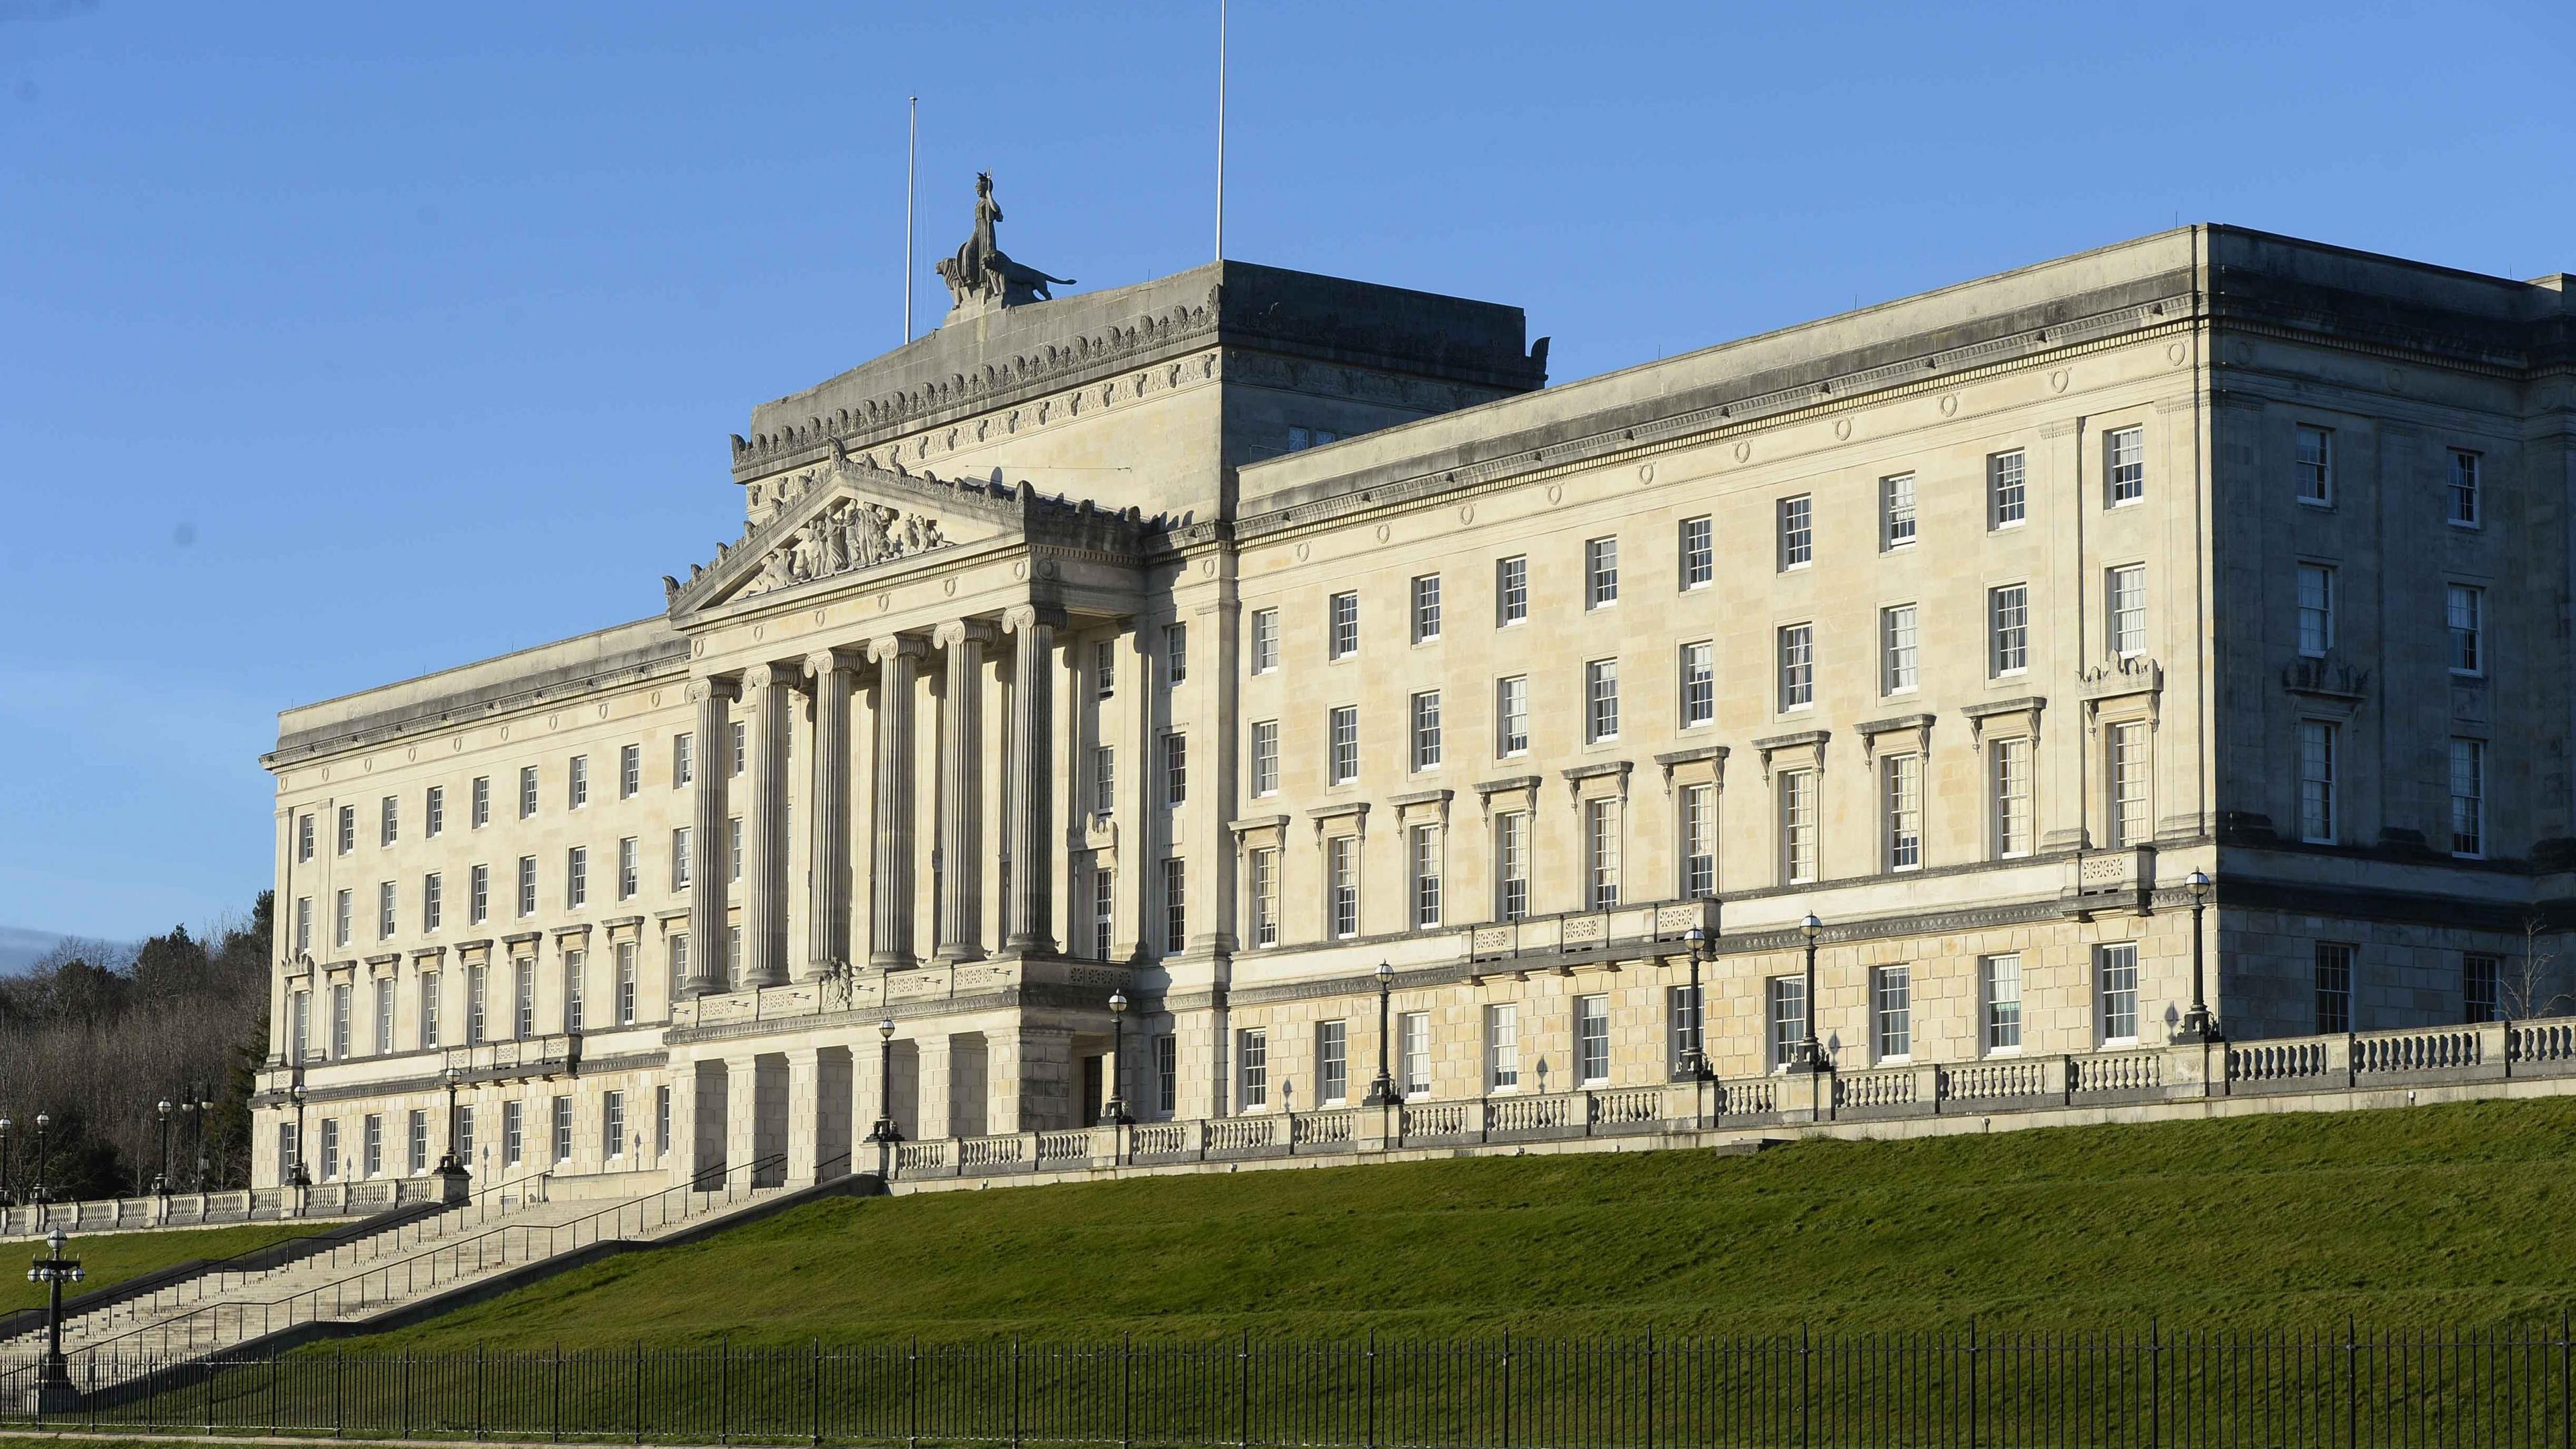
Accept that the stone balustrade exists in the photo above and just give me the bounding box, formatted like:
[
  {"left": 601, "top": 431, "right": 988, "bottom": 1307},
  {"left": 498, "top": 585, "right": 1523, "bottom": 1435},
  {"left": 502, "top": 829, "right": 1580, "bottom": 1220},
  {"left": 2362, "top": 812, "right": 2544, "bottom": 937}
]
[{"left": 0, "top": 1175, "right": 455, "bottom": 1241}]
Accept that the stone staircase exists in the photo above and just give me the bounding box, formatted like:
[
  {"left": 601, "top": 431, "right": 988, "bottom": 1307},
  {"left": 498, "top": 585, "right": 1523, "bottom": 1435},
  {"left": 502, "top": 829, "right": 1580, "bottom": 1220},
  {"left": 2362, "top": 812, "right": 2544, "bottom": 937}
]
[{"left": 7, "top": 1157, "right": 803, "bottom": 1392}]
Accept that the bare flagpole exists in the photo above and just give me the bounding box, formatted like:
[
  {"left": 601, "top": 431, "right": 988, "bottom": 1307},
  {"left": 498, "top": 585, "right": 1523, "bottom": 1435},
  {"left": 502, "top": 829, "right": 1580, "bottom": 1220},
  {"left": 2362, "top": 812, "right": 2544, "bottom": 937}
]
[
  {"left": 904, "top": 96, "right": 918, "bottom": 343},
  {"left": 1214, "top": 0, "right": 1226, "bottom": 263}
]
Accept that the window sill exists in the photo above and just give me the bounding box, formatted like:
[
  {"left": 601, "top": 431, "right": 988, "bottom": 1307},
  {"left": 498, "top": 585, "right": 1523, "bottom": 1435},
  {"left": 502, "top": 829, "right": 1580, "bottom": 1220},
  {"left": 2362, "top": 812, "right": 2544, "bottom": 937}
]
[{"left": 2296, "top": 497, "right": 2334, "bottom": 510}]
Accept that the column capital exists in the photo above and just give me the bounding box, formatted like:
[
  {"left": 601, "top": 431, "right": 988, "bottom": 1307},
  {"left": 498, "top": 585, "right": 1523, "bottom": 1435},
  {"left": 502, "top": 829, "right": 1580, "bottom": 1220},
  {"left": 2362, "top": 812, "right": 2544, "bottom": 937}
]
[
  {"left": 932, "top": 618, "right": 1000, "bottom": 650},
  {"left": 686, "top": 675, "right": 741, "bottom": 704},
  {"left": 802, "top": 645, "right": 869, "bottom": 682},
  {"left": 741, "top": 661, "right": 794, "bottom": 692},
  {"left": 1002, "top": 603, "right": 1069, "bottom": 635},
  {"left": 867, "top": 633, "right": 928, "bottom": 665}
]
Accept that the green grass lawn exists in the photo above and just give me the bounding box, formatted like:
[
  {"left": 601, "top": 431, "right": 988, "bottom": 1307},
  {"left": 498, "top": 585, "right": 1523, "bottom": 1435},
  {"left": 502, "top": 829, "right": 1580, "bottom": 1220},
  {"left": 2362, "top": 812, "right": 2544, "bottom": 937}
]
[
  {"left": 0, "top": 1221, "right": 315, "bottom": 1317},
  {"left": 346, "top": 1095, "right": 2576, "bottom": 1347}
]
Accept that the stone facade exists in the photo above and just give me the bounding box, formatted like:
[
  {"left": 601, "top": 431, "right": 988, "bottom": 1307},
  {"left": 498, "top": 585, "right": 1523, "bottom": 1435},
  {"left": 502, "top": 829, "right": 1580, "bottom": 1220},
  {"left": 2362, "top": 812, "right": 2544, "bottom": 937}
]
[{"left": 253, "top": 228, "right": 2576, "bottom": 1195}]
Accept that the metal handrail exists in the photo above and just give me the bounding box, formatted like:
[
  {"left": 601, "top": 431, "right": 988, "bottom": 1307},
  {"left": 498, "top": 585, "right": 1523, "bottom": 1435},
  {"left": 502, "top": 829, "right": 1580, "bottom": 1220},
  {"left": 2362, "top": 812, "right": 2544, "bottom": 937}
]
[{"left": 69, "top": 1152, "right": 788, "bottom": 1365}]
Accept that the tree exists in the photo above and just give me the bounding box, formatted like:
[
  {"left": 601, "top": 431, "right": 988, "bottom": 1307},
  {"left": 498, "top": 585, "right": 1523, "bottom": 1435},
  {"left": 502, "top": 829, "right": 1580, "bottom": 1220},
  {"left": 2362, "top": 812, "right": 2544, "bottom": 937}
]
[{"left": 2505, "top": 916, "right": 2571, "bottom": 1021}]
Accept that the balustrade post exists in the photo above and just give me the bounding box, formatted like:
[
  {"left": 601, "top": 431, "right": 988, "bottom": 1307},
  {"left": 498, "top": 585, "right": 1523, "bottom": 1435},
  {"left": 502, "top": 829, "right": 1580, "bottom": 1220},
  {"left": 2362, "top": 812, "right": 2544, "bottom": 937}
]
[{"left": 2477, "top": 1018, "right": 2511, "bottom": 1080}]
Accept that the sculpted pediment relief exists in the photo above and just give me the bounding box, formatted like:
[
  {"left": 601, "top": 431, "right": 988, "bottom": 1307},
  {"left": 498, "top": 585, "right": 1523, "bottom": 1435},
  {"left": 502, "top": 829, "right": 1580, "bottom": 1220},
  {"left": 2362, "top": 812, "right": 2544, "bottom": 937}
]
[
  {"left": 665, "top": 447, "right": 1017, "bottom": 617},
  {"left": 739, "top": 495, "right": 952, "bottom": 600}
]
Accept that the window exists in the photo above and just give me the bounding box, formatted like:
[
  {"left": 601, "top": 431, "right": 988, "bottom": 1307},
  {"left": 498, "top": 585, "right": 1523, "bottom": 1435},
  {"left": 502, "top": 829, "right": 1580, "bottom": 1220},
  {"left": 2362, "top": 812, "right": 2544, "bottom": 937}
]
[
  {"left": 517, "top": 856, "right": 538, "bottom": 916},
  {"left": 1250, "top": 608, "right": 1279, "bottom": 673},
  {"left": 407, "top": 1111, "right": 429, "bottom": 1175},
  {"left": 1095, "top": 639, "right": 1116, "bottom": 699},
  {"left": 618, "top": 837, "right": 639, "bottom": 900},
  {"left": 729, "top": 817, "right": 743, "bottom": 882},
  {"left": 672, "top": 826, "right": 694, "bottom": 890},
  {"left": 2447, "top": 585, "right": 2483, "bottom": 676},
  {"left": 425, "top": 786, "right": 444, "bottom": 838},
  {"left": 1496, "top": 556, "right": 1528, "bottom": 625},
  {"left": 421, "top": 972, "right": 441, "bottom": 1050},
  {"left": 1575, "top": 995, "right": 1610, "bottom": 1085},
  {"left": 1166, "top": 623, "right": 1187, "bottom": 685},
  {"left": 1411, "top": 692, "right": 1442, "bottom": 771},
  {"left": 1092, "top": 867, "right": 1116, "bottom": 960},
  {"left": 1486, "top": 1004, "right": 1520, "bottom": 1091},
  {"left": 1780, "top": 769, "right": 1819, "bottom": 885},
  {"left": 1093, "top": 746, "right": 1116, "bottom": 815},
  {"left": 334, "top": 889, "right": 352, "bottom": 947},
  {"left": 1328, "top": 706, "right": 1360, "bottom": 785},
  {"left": 1154, "top": 1034, "right": 1178, "bottom": 1116},
  {"left": 380, "top": 795, "right": 397, "bottom": 847},
  {"left": 1880, "top": 604, "right": 1919, "bottom": 695},
  {"left": 568, "top": 847, "right": 588, "bottom": 908},
  {"left": 1496, "top": 811, "right": 1530, "bottom": 921},
  {"left": 551, "top": 1096, "right": 573, "bottom": 1165},
  {"left": 656, "top": 1087, "right": 672, "bottom": 1157},
  {"left": 2298, "top": 721, "right": 2337, "bottom": 845},
  {"left": 2449, "top": 451, "right": 2481, "bottom": 527},
  {"left": 378, "top": 880, "right": 396, "bottom": 938},
  {"left": 321, "top": 1120, "right": 341, "bottom": 1181},
  {"left": 1680, "top": 642, "right": 1715, "bottom": 729},
  {"left": 1778, "top": 624, "right": 1814, "bottom": 711},
  {"left": 2315, "top": 943, "right": 2354, "bottom": 1034},
  {"left": 1317, "top": 1020, "right": 1349, "bottom": 1103},
  {"left": 563, "top": 951, "right": 585, "bottom": 1032},
  {"left": 569, "top": 755, "right": 589, "bottom": 809},
  {"left": 2450, "top": 739, "right": 2486, "bottom": 858},
  {"left": 1162, "top": 859, "right": 1187, "bottom": 953},
  {"left": 1250, "top": 848, "right": 1279, "bottom": 948},
  {"left": 294, "top": 896, "right": 311, "bottom": 953},
  {"left": 1982, "top": 955, "right": 2023, "bottom": 1052},
  {"left": 604, "top": 1091, "right": 627, "bottom": 1161},
  {"left": 1250, "top": 723, "right": 1279, "bottom": 797},
  {"left": 454, "top": 1106, "right": 474, "bottom": 1167},
  {"left": 1238, "top": 1029, "right": 1269, "bottom": 1110},
  {"left": 2108, "top": 722, "right": 2151, "bottom": 848},
  {"left": 615, "top": 943, "right": 637, "bottom": 1026},
  {"left": 514, "top": 959, "right": 536, "bottom": 1038},
  {"left": 1778, "top": 495, "right": 1813, "bottom": 570},
  {"left": 1989, "top": 450, "right": 2027, "bottom": 528},
  {"left": 337, "top": 806, "right": 355, "bottom": 855},
  {"left": 1680, "top": 516, "right": 1714, "bottom": 589},
  {"left": 673, "top": 734, "right": 694, "bottom": 788},
  {"left": 1768, "top": 976, "right": 1808, "bottom": 1070},
  {"left": 2106, "top": 426, "right": 2145, "bottom": 505},
  {"left": 331, "top": 981, "right": 352, "bottom": 1059},
  {"left": 467, "top": 965, "right": 488, "bottom": 1045},
  {"left": 1668, "top": 984, "right": 1703, "bottom": 1077},
  {"left": 2108, "top": 566, "right": 2146, "bottom": 658},
  {"left": 502, "top": 1100, "right": 524, "bottom": 1168},
  {"left": 298, "top": 813, "right": 315, "bottom": 863},
  {"left": 1286, "top": 425, "right": 1340, "bottom": 451},
  {"left": 1681, "top": 784, "right": 1716, "bottom": 898},
  {"left": 2295, "top": 425, "right": 2334, "bottom": 504},
  {"left": 1992, "top": 738, "right": 2033, "bottom": 859},
  {"left": 473, "top": 775, "right": 491, "bottom": 828},
  {"left": 1990, "top": 585, "right": 2029, "bottom": 676},
  {"left": 1411, "top": 575, "right": 1442, "bottom": 642},
  {"left": 1881, "top": 473, "right": 1917, "bottom": 549},
  {"left": 2297, "top": 565, "right": 2335, "bottom": 658},
  {"left": 1161, "top": 734, "right": 1187, "bottom": 807},
  {"left": 620, "top": 744, "right": 641, "bottom": 798},
  {"left": 730, "top": 720, "right": 745, "bottom": 776},
  {"left": 291, "top": 991, "right": 310, "bottom": 1061},
  {"left": 1328, "top": 836, "right": 1360, "bottom": 939},
  {"left": 519, "top": 765, "right": 539, "bottom": 820},
  {"left": 1329, "top": 591, "right": 1360, "bottom": 659},
  {"left": 423, "top": 872, "right": 443, "bottom": 932},
  {"left": 1586, "top": 659, "right": 1620, "bottom": 742},
  {"left": 667, "top": 936, "right": 688, "bottom": 1002},
  {"left": 2097, "top": 943, "right": 2139, "bottom": 1042},
  {"left": 1497, "top": 677, "right": 1530, "bottom": 756},
  {"left": 1400, "top": 1011, "right": 1430, "bottom": 1097},
  {"left": 1585, "top": 798, "right": 1620, "bottom": 909},
  {"left": 1874, "top": 965, "right": 1913, "bottom": 1060},
  {"left": 1411, "top": 824, "right": 1442, "bottom": 928},
  {"left": 1884, "top": 753, "right": 1923, "bottom": 871},
  {"left": 2464, "top": 955, "right": 2500, "bottom": 1024},
  {"left": 1586, "top": 537, "right": 1620, "bottom": 608}
]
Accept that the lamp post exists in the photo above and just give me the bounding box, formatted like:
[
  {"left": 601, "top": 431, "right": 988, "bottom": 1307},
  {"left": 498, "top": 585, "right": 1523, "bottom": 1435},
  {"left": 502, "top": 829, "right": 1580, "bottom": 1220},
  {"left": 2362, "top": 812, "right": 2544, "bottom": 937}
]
[
  {"left": 1362, "top": 961, "right": 1399, "bottom": 1106},
  {"left": 1679, "top": 926, "right": 1715, "bottom": 1081},
  {"left": 153, "top": 1099, "right": 173, "bottom": 1196},
  {"left": 30, "top": 1113, "right": 50, "bottom": 1205},
  {"left": 0, "top": 1118, "right": 13, "bottom": 1207},
  {"left": 2174, "top": 870, "right": 2222, "bottom": 1042},
  {"left": 1786, "top": 914, "right": 1828, "bottom": 1072},
  {"left": 25, "top": 1227, "right": 83, "bottom": 1413},
  {"left": 286, "top": 1085, "right": 311, "bottom": 1191},
  {"left": 436, "top": 1065, "right": 466, "bottom": 1175},
  {"left": 1104, "top": 991, "right": 1132, "bottom": 1125},
  {"left": 865, "top": 1019, "right": 903, "bottom": 1146}
]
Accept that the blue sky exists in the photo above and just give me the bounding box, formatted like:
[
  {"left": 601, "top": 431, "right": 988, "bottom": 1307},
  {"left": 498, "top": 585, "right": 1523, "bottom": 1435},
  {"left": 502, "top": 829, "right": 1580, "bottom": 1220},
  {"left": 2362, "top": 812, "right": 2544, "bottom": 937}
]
[{"left": 3, "top": 0, "right": 2571, "bottom": 951}]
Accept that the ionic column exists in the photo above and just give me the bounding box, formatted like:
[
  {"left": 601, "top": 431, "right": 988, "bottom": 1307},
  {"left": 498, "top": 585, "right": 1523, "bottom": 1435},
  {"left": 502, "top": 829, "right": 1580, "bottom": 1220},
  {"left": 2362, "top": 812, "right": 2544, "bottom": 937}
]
[
  {"left": 869, "top": 634, "right": 926, "bottom": 969},
  {"left": 740, "top": 663, "right": 792, "bottom": 989},
  {"left": 933, "top": 620, "right": 996, "bottom": 963},
  {"left": 800, "top": 648, "right": 861, "bottom": 979},
  {"left": 685, "top": 676, "right": 737, "bottom": 999},
  {"left": 1002, "top": 606, "right": 1060, "bottom": 955}
]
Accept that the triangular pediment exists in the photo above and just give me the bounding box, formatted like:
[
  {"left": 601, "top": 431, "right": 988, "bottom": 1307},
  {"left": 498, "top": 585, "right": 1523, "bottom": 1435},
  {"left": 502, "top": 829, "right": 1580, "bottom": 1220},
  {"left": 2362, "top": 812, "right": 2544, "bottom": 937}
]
[{"left": 664, "top": 448, "right": 1026, "bottom": 619}]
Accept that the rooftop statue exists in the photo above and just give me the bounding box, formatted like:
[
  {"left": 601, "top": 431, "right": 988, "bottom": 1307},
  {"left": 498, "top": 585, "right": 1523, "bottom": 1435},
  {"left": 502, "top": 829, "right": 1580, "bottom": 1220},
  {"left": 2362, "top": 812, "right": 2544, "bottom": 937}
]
[{"left": 935, "top": 172, "right": 1075, "bottom": 319}]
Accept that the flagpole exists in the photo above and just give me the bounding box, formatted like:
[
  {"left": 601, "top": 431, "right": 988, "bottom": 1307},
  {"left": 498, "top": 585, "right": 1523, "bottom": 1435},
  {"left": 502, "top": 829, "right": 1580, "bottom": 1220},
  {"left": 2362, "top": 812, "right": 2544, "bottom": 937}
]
[
  {"left": 1214, "top": 0, "right": 1226, "bottom": 264},
  {"left": 904, "top": 96, "right": 918, "bottom": 343}
]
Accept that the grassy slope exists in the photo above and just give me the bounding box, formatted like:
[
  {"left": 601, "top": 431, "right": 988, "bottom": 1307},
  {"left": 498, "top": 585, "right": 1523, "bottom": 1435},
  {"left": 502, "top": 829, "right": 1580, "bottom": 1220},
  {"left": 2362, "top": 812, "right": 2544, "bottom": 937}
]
[
  {"left": 358, "top": 1096, "right": 2576, "bottom": 1348},
  {"left": 0, "top": 1221, "right": 315, "bottom": 1316}
]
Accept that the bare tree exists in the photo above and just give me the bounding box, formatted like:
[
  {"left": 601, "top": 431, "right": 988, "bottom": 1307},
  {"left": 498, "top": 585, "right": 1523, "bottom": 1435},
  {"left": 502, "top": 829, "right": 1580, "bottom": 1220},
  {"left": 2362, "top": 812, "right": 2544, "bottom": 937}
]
[{"left": 2504, "top": 915, "right": 2573, "bottom": 1021}]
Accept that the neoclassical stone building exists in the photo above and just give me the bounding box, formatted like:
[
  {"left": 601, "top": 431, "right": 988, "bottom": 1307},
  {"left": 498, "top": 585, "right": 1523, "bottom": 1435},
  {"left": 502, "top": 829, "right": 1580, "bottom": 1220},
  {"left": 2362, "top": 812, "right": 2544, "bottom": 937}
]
[{"left": 253, "top": 218, "right": 2575, "bottom": 1193}]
